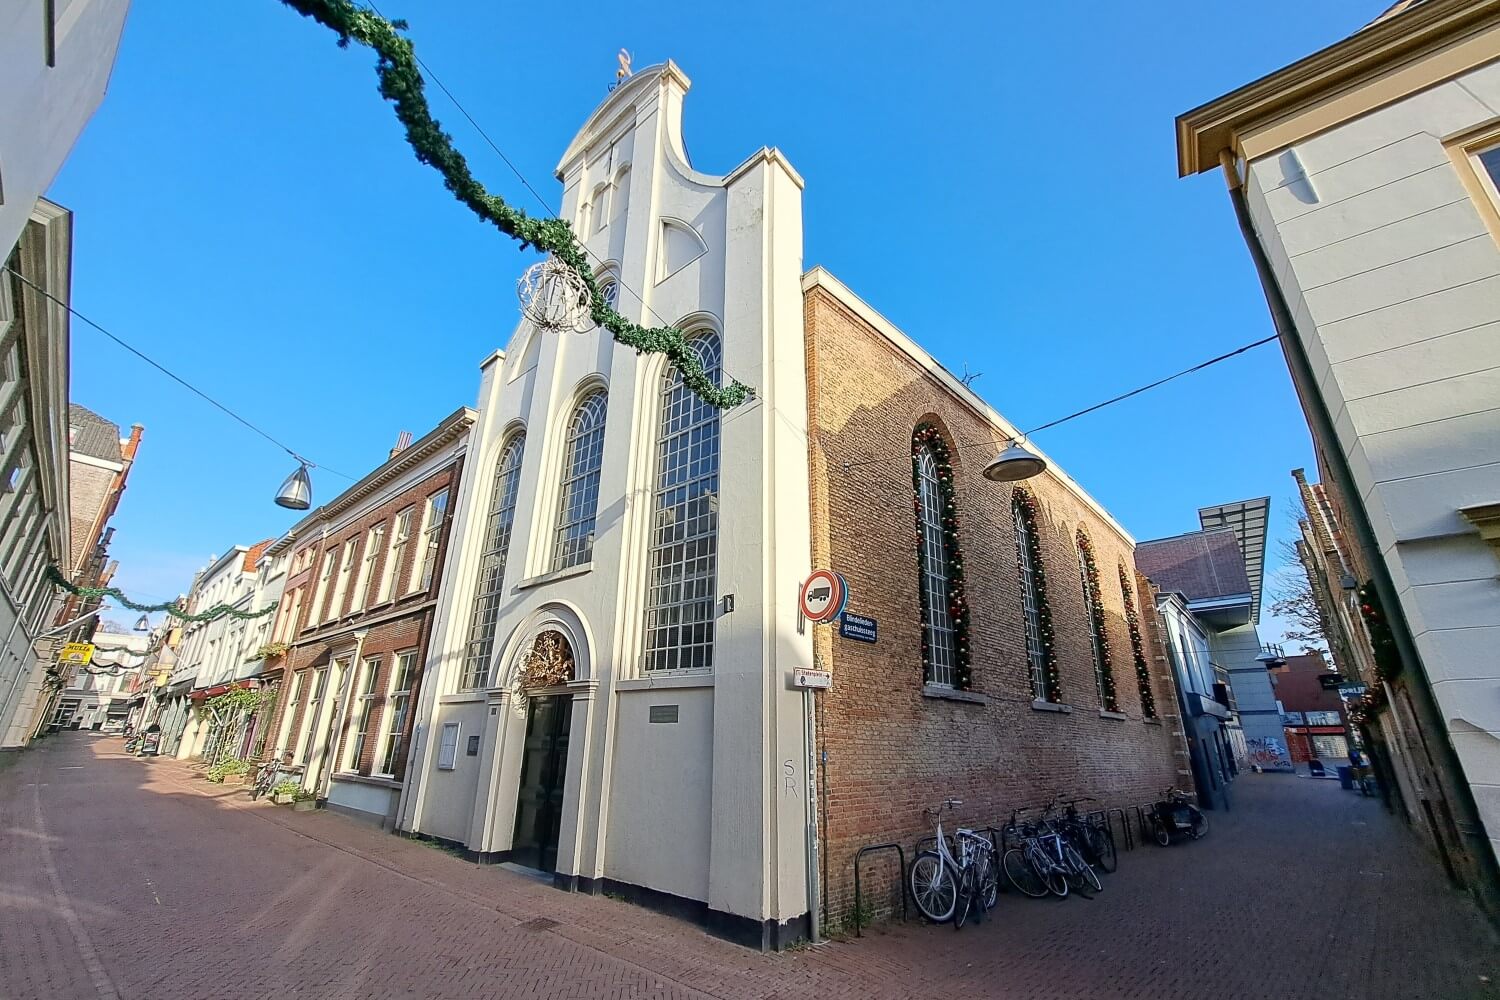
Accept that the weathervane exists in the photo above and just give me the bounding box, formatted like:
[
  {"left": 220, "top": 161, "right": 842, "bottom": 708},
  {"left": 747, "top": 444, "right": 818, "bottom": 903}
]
[{"left": 609, "top": 49, "right": 633, "bottom": 91}]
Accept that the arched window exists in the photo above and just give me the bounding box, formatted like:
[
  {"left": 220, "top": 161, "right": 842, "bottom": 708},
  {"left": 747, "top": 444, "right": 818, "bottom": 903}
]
[
  {"left": 591, "top": 184, "right": 610, "bottom": 234},
  {"left": 461, "top": 433, "right": 525, "bottom": 689},
  {"left": 1012, "top": 488, "right": 1057, "bottom": 702},
  {"left": 643, "top": 334, "right": 721, "bottom": 672},
  {"left": 553, "top": 391, "right": 608, "bottom": 570},
  {"left": 1119, "top": 562, "right": 1157, "bottom": 718},
  {"left": 1075, "top": 529, "right": 1119, "bottom": 712},
  {"left": 598, "top": 278, "right": 620, "bottom": 313},
  {"left": 912, "top": 424, "right": 969, "bottom": 689}
]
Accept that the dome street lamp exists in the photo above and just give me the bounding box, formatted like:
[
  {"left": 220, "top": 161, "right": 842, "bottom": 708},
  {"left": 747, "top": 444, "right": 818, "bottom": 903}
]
[
  {"left": 982, "top": 440, "right": 1047, "bottom": 482},
  {"left": 275, "top": 463, "right": 313, "bottom": 511}
]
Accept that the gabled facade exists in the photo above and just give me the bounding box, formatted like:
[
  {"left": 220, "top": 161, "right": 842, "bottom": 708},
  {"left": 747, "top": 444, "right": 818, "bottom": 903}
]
[
  {"left": 1176, "top": 0, "right": 1500, "bottom": 913},
  {"left": 261, "top": 409, "right": 473, "bottom": 828}
]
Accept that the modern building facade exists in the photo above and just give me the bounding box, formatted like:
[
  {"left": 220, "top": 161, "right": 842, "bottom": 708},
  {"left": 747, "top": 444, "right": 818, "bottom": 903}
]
[
  {"left": 261, "top": 411, "right": 472, "bottom": 828},
  {"left": 0, "top": 0, "right": 131, "bottom": 261},
  {"left": 0, "top": 201, "right": 75, "bottom": 750},
  {"left": 1176, "top": 0, "right": 1500, "bottom": 911},
  {"left": 1273, "top": 651, "right": 1353, "bottom": 766}
]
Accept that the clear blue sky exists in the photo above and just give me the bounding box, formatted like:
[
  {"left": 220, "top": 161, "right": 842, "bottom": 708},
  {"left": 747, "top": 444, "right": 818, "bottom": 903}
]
[{"left": 52, "top": 1, "right": 1377, "bottom": 641}]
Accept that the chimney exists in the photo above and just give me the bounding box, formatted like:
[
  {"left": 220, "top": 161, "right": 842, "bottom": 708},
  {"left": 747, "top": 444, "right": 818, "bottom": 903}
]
[{"left": 389, "top": 430, "right": 413, "bottom": 460}]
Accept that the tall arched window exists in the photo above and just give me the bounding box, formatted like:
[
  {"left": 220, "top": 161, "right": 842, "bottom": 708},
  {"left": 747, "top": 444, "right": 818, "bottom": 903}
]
[
  {"left": 461, "top": 433, "right": 525, "bottom": 689},
  {"left": 1012, "top": 490, "right": 1056, "bottom": 702},
  {"left": 553, "top": 390, "right": 608, "bottom": 570},
  {"left": 1076, "top": 528, "right": 1119, "bottom": 712},
  {"left": 643, "top": 334, "right": 721, "bottom": 672},
  {"left": 1119, "top": 562, "right": 1157, "bottom": 719},
  {"left": 912, "top": 424, "right": 969, "bottom": 689}
]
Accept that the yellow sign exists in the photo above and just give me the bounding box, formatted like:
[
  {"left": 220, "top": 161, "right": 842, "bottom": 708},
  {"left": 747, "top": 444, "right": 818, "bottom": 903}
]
[{"left": 58, "top": 642, "right": 95, "bottom": 665}]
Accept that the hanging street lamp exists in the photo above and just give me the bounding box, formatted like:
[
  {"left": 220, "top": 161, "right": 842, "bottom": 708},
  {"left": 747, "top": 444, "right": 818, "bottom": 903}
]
[
  {"left": 133, "top": 614, "right": 150, "bottom": 632},
  {"left": 275, "top": 462, "right": 313, "bottom": 510},
  {"left": 982, "top": 440, "right": 1047, "bottom": 482}
]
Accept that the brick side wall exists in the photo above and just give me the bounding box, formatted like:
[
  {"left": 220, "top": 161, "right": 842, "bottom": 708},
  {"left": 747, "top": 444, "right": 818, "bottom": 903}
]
[
  {"left": 260, "top": 458, "right": 463, "bottom": 787},
  {"left": 66, "top": 462, "right": 114, "bottom": 571},
  {"left": 805, "top": 287, "right": 1182, "bottom": 924}
]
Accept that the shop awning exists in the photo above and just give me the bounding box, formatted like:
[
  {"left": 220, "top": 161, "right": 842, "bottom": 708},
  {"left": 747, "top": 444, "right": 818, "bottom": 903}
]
[{"left": 188, "top": 680, "right": 261, "bottom": 702}]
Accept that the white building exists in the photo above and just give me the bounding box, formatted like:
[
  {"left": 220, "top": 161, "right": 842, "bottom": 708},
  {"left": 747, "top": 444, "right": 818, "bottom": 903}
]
[
  {"left": 1177, "top": 0, "right": 1500, "bottom": 901},
  {"left": 162, "top": 540, "right": 280, "bottom": 760},
  {"left": 50, "top": 629, "right": 148, "bottom": 732},
  {"left": 0, "top": 0, "right": 130, "bottom": 260},
  {"left": 398, "top": 62, "right": 817, "bottom": 948}
]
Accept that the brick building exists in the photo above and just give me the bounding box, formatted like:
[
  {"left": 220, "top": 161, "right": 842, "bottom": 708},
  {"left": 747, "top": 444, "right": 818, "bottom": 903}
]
[
  {"left": 804, "top": 269, "right": 1184, "bottom": 923},
  {"left": 261, "top": 408, "right": 473, "bottom": 827},
  {"left": 1272, "top": 652, "right": 1351, "bottom": 765}
]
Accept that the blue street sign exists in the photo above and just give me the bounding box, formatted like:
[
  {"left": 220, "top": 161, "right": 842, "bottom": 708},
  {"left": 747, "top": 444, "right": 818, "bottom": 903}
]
[{"left": 839, "top": 612, "right": 878, "bottom": 644}]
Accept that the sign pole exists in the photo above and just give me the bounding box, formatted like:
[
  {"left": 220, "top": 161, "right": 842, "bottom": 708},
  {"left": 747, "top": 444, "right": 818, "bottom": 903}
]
[{"left": 803, "top": 686, "right": 821, "bottom": 944}]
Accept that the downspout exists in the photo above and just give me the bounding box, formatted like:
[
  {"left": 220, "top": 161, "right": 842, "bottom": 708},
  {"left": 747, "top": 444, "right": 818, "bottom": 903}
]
[{"left": 1218, "top": 150, "right": 1500, "bottom": 918}]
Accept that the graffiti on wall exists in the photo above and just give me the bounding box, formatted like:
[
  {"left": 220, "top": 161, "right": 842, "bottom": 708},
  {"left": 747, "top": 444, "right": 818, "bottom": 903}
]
[{"left": 1247, "top": 736, "right": 1294, "bottom": 771}]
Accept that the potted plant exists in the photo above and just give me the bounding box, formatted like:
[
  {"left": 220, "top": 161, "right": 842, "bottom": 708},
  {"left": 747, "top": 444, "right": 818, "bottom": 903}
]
[
  {"left": 292, "top": 790, "right": 319, "bottom": 812},
  {"left": 271, "top": 781, "right": 300, "bottom": 805}
]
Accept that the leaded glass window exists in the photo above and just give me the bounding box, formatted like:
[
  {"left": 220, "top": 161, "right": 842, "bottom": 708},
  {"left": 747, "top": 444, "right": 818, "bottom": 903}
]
[
  {"left": 552, "top": 391, "right": 607, "bottom": 570},
  {"left": 915, "top": 444, "right": 956, "bottom": 687},
  {"left": 461, "top": 433, "right": 525, "bottom": 689}
]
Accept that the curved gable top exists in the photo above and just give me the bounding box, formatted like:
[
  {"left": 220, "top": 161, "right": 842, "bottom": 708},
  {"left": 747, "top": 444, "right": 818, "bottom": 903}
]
[{"left": 555, "top": 60, "right": 693, "bottom": 178}]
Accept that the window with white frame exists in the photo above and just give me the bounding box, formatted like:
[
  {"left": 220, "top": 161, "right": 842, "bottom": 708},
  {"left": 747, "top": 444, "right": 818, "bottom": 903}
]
[
  {"left": 378, "top": 509, "right": 414, "bottom": 603},
  {"left": 277, "top": 587, "right": 303, "bottom": 642},
  {"left": 914, "top": 441, "right": 956, "bottom": 687},
  {"left": 1475, "top": 142, "right": 1500, "bottom": 204},
  {"left": 353, "top": 524, "right": 382, "bottom": 612},
  {"left": 591, "top": 184, "right": 610, "bottom": 234},
  {"left": 598, "top": 278, "right": 620, "bottom": 312},
  {"left": 310, "top": 550, "right": 336, "bottom": 625},
  {"left": 461, "top": 433, "right": 525, "bottom": 690},
  {"left": 415, "top": 488, "right": 450, "bottom": 592},
  {"left": 437, "top": 721, "right": 461, "bottom": 770},
  {"left": 552, "top": 390, "right": 608, "bottom": 570},
  {"left": 296, "top": 666, "right": 330, "bottom": 765},
  {"left": 642, "top": 334, "right": 721, "bottom": 672},
  {"left": 377, "top": 649, "right": 419, "bottom": 776},
  {"left": 344, "top": 654, "right": 382, "bottom": 772},
  {"left": 1075, "top": 530, "right": 1116, "bottom": 710},
  {"left": 1012, "top": 494, "right": 1047, "bottom": 700},
  {"left": 329, "top": 537, "right": 358, "bottom": 619}
]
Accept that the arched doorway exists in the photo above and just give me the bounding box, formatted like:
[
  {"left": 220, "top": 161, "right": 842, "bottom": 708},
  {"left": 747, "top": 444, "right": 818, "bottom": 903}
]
[{"left": 511, "top": 630, "right": 575, "bottom": 873}]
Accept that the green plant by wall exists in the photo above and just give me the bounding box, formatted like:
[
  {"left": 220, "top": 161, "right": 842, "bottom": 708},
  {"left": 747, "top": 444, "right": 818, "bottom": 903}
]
[
  {"left": 1357, "top": 582, "right": 1403, "bottom": 681},
  {"left": 206, "top": 757, "right": 251, "bottom": 782},
  {"left": 271, "top": 781, "right": 300, "bottom": 797}
]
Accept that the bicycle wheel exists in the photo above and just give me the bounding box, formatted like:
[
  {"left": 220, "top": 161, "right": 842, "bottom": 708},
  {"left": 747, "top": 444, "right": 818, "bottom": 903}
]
[
  {"left": 954, "top": 864, "right": 975, "bottom": 930},
  {"left": 1002, "top": 848, "right": 1049, "bottom": 899},
  {"left": 910, "top": 851, "right": 957, "bottom": 923},
  {"left": 976, "top": 849, "right": 999, "bottom": 911},
  {"left": 1189, "top": 809, "right": 1209, "bottom": 840},
  {"left": 1063, "top": 844, "right": 1103, "bottom": 893},
  {"left": 1152, "top": 818, "right": 1171, "bottom": 847},
  {"left": 1032, "top": 847, "right": 1068, "bottom": 898},
  {"left": 1090, "top": 826, "right": 1118, "bottom": 873}
]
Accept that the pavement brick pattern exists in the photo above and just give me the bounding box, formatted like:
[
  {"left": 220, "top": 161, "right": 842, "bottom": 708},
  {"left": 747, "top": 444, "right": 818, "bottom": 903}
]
[{"left": 1, "top": 734, "right": 1496, "bottom": 999}]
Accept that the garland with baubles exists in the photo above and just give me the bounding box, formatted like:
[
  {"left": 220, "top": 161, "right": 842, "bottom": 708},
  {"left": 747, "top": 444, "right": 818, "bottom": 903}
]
[
  {"left": 278, "top": 0, "right": 751, "bottom": 410},
  {"left": 1118, "top": 564, "right": 1156, "bottom": 718},
  {"left": 1012, "top": 487, "right": 1061, "bottom": 703},
  {"left": 1075, "top": 530, "right": 1119, "bottom": 712},
  {"left": 911, "top": 424, "right": 972, "bottom": 691},
  {"left": 45, "top": 566, "right": 278, "bottom": 624},
  {"left": 1357, "top": 581, "right": 1402, "bottom": 681}
]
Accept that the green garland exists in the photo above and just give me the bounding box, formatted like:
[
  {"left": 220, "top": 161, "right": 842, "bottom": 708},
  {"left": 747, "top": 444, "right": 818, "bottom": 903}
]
[
  {"left": 45, "top": 566, "right": 278, "bottom": 623},
  {"left": 1357, "top": 582, "right": 1402, "bottom": 681},
  {"left": 1075, "top": 530, "right": 1119, "bottom": 712},
  {"left": 1012, "top": 486, "right": 1061, "bottom": 703},
  {"left": 1118, "top": 563, "right": 1156, "bottom": 719},
  {"left": 911, "top": 424, "right": 971, "bottom": 690},
  {"left": 278, "top": 0, "right": 751, "bottom": 410}
]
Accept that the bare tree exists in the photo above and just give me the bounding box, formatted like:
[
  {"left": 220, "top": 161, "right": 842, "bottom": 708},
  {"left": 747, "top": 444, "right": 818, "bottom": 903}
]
[{"left": 1268, "top": 536, "right": 1331, "bottom": 653}]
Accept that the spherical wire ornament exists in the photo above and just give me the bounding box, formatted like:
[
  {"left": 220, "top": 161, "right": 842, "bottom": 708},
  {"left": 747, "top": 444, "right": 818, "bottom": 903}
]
[{"left": 517, "top": 257, "right": 593, "bottom": 334}]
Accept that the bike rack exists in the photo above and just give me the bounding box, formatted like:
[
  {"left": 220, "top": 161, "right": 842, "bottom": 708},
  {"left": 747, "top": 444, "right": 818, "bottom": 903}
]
[{"left": 853, "top": 843, "right": 907, "bottom": 936}]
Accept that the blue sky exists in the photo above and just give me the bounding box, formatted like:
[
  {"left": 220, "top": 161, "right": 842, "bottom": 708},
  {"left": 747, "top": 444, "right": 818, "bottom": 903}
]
[{"left": 52, "top": 1, "right": 1377, "bottom": 640}]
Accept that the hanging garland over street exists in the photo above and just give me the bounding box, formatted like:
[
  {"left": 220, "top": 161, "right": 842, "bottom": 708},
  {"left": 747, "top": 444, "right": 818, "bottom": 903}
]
[
  {"left": 1118, "top": 563, "right": 1156, "bottom": 719},
  {"left": 1012, "top": 486, "right": 1061, "bottom": 703},
  {"left": 1075, "top": 530, "right": 1119, "bottom": 713},
  {"left": 45, "top": 566, "right": 278, "bottom": 624},
  {"left": 277, "top": 0, "right": 752, "bottom": 409},
  {"left": 912, "top": 424, "right": 972, "bottom": 691}
]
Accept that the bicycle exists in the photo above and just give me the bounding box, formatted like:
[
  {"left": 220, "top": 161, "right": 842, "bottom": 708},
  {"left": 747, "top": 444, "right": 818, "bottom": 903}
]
[
  {"left": 908, "top": 799, "right": 999, "bottom": 928},
  {"left": 249, "top": 752, "right": 302, "bottom": 801},
  {"left": 1149, "top": 786, "right": 1208, "bottom": 845},
  {"left": 1001, "top": 810, "right": 1070, "bottom": 899},
  {"left": 1039, "top": 802, "right": 1102, "bottom": 894},
  {"left": 1059, "top": 796, "right": 1117, "bottom": 874}
]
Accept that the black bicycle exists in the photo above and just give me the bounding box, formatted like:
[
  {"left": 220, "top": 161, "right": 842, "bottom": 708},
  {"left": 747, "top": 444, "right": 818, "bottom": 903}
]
[{"left": 1059, "top": 797, "right": 1117, "bottom": 874}]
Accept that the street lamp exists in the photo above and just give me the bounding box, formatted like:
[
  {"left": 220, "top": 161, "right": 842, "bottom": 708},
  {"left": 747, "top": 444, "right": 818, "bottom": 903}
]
[
  {"left": 274, "top": 462, "right": 313, "bottom": 510},
  {"left": 133, "top": 614, "right": 150, "bottom": 632},
  {"left": 982, "top": 440, "right": 1047, "bottom": 482}
]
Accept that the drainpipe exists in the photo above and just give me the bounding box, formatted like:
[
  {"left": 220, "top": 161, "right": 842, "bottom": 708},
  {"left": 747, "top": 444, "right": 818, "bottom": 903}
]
[{"left": 1218, "top": 150, "right": 1500, "bottom": 919}]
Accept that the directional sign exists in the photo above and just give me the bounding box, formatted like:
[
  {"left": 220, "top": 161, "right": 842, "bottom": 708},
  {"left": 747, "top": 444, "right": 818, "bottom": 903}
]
[
  {"left": 799, "top": 570, "right": 847, "bottom": 624},
  {"left": 58, "top": 642, "right": 95, "bottom": 666},
  {"left": 793, "top": 668, "right": 832, "bottom": 690}
]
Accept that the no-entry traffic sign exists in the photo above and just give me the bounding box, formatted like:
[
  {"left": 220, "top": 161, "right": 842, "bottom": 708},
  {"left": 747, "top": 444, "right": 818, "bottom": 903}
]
[{"left": 799, "top": 570, "right": 847, "bottom": 624}]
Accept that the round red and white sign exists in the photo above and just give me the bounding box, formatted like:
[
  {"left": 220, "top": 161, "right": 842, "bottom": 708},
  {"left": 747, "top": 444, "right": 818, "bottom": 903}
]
[{"left": 799, "top": 569, "right": 846, "bottom": 624}]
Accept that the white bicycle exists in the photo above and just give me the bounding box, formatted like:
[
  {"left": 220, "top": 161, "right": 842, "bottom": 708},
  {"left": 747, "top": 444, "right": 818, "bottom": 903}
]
[{"left": 908, "top": 799, "right": 999, "bottom": 928}]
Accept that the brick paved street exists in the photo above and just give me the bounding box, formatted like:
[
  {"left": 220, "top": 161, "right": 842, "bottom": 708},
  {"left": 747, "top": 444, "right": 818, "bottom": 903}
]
[{"left": 2, "top": 734, "right": 1496, "bottom": 999}]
